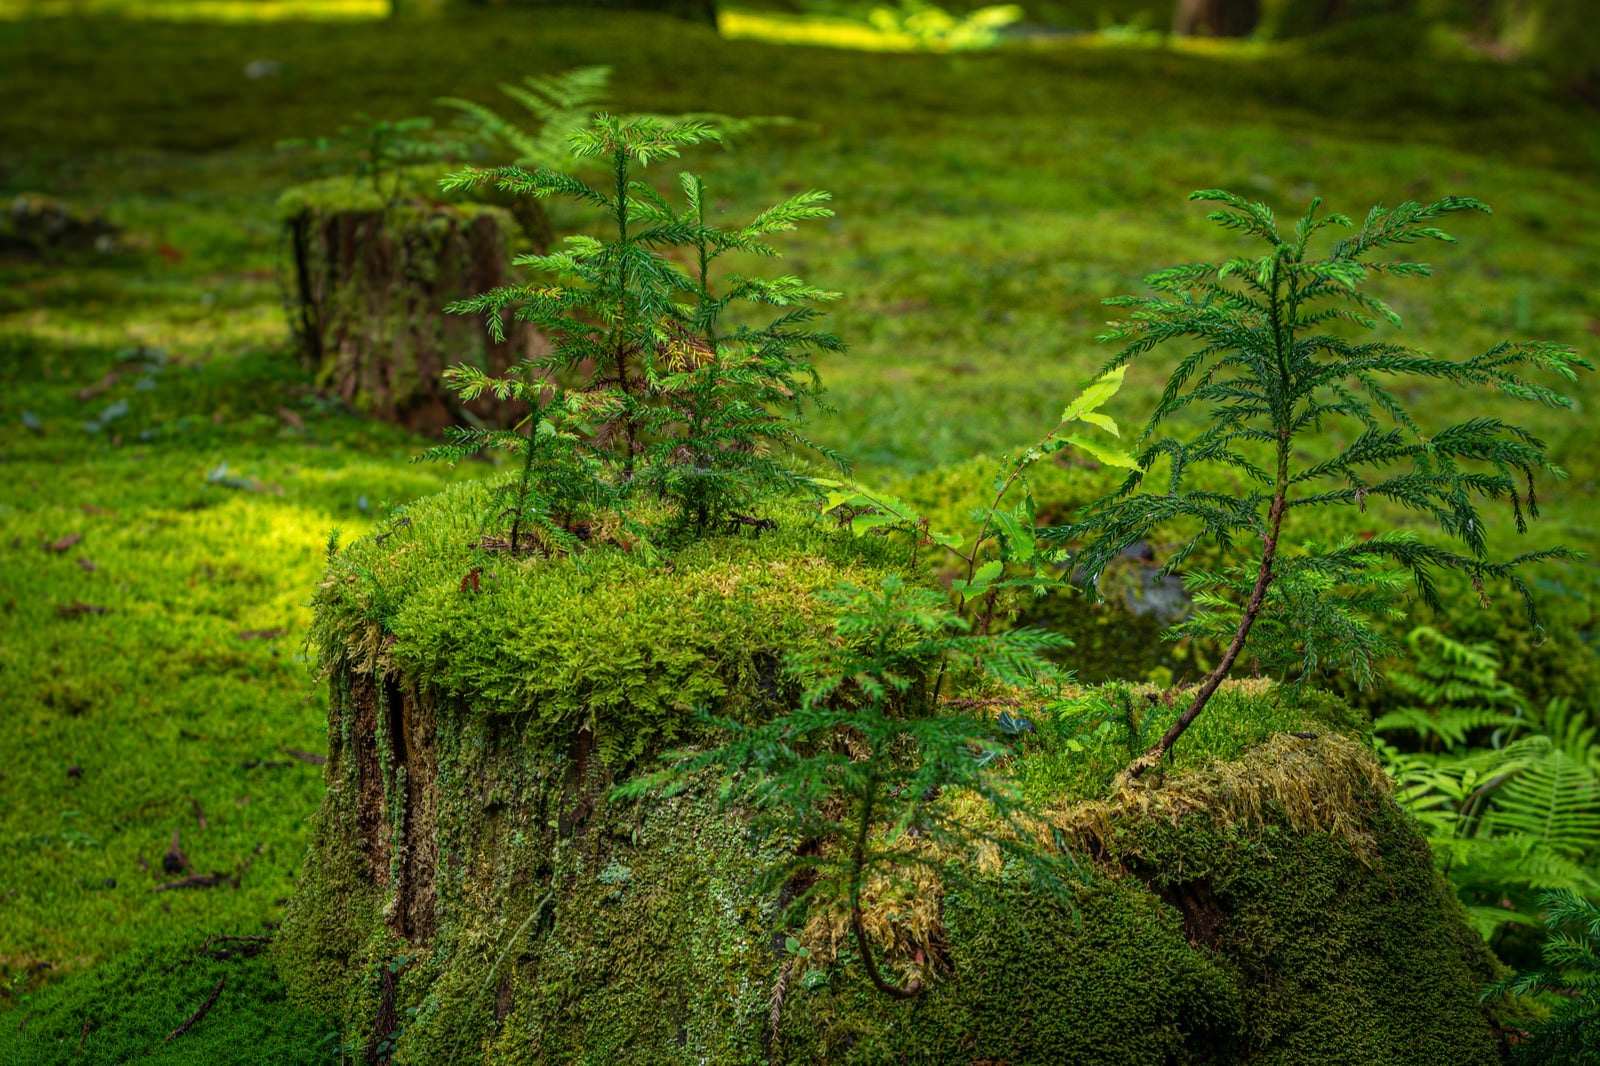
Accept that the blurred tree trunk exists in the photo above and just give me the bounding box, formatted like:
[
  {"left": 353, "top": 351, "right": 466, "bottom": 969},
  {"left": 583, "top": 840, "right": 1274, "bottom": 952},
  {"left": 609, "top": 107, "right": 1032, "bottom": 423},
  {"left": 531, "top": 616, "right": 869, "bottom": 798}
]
[
  {"left": 595, "top": 0, "right": 716, "bottom": 27},
  {"left": 1173, "top": 0, "right": 1261, "bottom": 36},
  {"left": 285, "top": 202, "right": 535, "bottom": 434},
  {"left": 448, "top": 0, "right": 717, "bottom": 26},
  {"left": 1523, "top": 0, "right": 1598, "bottom": 101},
  {"left": 1255, "top": 0, "right": 1418, "bottom": 37}
]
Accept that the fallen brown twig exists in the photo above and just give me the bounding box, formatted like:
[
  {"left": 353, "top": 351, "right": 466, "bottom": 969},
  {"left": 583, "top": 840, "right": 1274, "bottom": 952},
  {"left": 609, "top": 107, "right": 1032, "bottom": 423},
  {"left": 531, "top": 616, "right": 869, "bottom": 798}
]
[
  {"left": 152, "top": 873, "right": 238, "bottom": 892},
  {"left": 164, "top": 978, "right": 224, "bottom": 1044}
]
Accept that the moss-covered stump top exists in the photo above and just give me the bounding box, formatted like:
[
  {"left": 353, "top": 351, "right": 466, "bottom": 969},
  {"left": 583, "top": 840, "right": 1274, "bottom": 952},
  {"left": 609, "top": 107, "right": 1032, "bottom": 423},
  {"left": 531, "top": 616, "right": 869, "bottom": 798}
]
[
  {"left": 276, "top": 169, "right": 505, "bottom": 221},
  {"left": 310, "top": 478, "right": 910, "bottom": 761}
]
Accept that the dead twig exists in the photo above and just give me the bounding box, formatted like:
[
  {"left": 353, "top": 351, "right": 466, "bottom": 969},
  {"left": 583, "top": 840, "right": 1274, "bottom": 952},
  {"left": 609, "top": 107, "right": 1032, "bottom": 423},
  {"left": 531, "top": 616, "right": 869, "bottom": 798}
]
[
  {"left": 152, "top": 873, "right": 238, "bottom": 892},
  {"left": 198, "top": 934, "right": 271, "bottom": 962},
  {"left": 161, "top": 933, "right": 273, "bottom": 977},
  {"left": 283, "top": 748, "right": 327, "bottom": 766},
  {"left": 164, "top": 978, "right": 224, "bottom": 1044}
]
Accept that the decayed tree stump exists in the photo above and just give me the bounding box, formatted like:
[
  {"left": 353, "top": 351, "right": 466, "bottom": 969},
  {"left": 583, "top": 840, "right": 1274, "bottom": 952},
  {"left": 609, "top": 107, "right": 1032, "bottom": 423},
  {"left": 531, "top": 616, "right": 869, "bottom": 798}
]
[
  {"left": 273, "top": 484, "right": 1508, "bottom": 1066},
  {"left": 282, "top": 186, "right": 539, "bottom": 434}
]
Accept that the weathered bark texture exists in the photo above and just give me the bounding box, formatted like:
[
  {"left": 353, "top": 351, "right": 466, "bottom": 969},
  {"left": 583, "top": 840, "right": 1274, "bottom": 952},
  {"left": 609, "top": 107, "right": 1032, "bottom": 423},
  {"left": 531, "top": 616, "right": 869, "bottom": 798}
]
[
  {"left": 284, "top": 200, "right": 537, "bottom": 434},
  {"left": 278, "top": 662, "right": 1508, "bottom": 1066}
]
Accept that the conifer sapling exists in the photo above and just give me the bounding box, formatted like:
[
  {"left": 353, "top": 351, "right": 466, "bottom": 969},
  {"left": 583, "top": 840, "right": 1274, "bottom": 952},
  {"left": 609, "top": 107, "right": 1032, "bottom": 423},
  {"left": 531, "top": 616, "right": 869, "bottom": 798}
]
[
  {"left": 1054, "top": 190, "right": 1590, "bottom": 774},
  {"left": 437, "top": 115, "right": 843, "bottom": 542}
]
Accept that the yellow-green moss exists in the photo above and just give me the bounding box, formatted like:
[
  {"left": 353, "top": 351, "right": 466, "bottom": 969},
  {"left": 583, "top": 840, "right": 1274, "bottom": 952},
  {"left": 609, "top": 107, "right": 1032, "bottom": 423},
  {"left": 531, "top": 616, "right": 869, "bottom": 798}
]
[
  {"left": 277, "top": 480, "right": 1507, "bottom": 1065},
  {"left": 274, "top": 168, "right": 488, "bottom": 220},
  {"left": 309, "top": 479, "right": 913, "bottom": 762}
]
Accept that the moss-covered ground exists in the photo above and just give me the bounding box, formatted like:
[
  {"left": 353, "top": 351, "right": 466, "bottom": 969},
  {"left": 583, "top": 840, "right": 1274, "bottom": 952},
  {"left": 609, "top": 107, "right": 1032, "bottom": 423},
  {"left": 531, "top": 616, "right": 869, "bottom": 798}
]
[{"left": 1, "top": 6, "right": 1597, "bottom": 1056}]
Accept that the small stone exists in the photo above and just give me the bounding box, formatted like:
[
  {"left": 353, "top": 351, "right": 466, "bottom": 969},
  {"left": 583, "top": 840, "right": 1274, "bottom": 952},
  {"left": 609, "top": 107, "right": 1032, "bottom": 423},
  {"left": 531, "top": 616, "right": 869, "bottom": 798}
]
[{"left": 66, "top": 765, "right": 83, "bottom": 779}]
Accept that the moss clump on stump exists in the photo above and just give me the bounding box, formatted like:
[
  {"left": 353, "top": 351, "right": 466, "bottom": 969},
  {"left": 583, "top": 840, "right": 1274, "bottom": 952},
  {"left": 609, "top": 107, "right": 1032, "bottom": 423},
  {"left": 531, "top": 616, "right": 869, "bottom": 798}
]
[
  {"left": 276, "top": 480, "right": 1506, "bottom": 1065},
  {"left": 279, "top": 179, "right": 537, "bottom": 434}
]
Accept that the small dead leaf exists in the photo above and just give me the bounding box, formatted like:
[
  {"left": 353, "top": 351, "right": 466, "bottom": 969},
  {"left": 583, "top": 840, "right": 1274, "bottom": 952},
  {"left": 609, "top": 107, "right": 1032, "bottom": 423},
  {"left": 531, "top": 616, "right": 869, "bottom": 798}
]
[
  {"left": 44, "top": 533, "right": 83, "bottom": 553},
  {"left": 276, "top": 407, "right": 305, "bottom": 431},
  {"left": 157, "top": 243, "right": 185, "bottom": 264},
  {"left": 75, "top": 373, "right": 120, "bottom": 402},
  {"left": 80, "top": 505, "right": 118, "bottom": 517},
  {"left": 55, "top": 601, "right": 109, "bottom": 616},
  {"left": 77, "top": 558, "right": 97, "bottom": 572},
  {"left": 238, "top": 628, "right": 287, "bottom": 641},
  {"left": 459, "top": 567, "right": 482, "bottom": 594}
]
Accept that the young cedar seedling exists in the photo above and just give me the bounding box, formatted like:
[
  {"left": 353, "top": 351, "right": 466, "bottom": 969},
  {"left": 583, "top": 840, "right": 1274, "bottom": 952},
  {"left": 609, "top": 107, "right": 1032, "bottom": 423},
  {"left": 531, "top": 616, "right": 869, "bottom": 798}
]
[
  {"left": 416, "top": 378, "right": 611, "bottom": 555},
  {"left": 437, "top": 115, "right": 844, "bottom": 543},
  {"left": 1052, "top": 190, "right": 1589, "bottom": 775},
  {"left": 614, "top": 576, "right": 1073, "bottom": 1001}
]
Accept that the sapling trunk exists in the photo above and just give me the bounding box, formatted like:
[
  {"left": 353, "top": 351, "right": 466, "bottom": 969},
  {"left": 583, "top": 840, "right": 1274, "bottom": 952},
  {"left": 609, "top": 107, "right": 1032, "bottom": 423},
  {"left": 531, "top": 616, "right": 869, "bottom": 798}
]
[
  {"left": 1132, "top": 448, "right": 1290, "bottom": 774},
  {"left": 1130, "top": 244, "right": 1296, "bottom": 775},
  {"left": 847, "top": 765, "right": 921, "bottom": 999},
  {"left": 612, "top": 147, "right": 638, "bottom": 478},
  {"left": 508, "top": 418, "right": 540, "bottom": 552}
]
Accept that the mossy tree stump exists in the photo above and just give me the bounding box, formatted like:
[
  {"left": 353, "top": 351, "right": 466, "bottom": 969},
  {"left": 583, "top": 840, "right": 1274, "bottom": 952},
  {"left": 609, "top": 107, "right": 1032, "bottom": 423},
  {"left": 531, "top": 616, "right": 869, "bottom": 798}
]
[
  {"left": 281, "top": 180, "right": 540, "bottom": 434},
  {"left": 277, "top": 480, "right": 1511, "bottom": 1065}
]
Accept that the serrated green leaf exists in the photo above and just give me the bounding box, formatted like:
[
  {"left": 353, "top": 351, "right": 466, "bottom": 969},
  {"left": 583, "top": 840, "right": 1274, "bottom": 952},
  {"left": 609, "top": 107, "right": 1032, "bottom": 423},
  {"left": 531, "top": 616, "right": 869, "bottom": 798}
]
[
  {"left": 987, "top": 509, "right": 1034, "bottom": 563},
  {"left": 1061, "top": 365, "right": 1128, "bottom": 423},
  {"left": 1064, "top": 434, "right": 1141, "bottom": 470},
  {"left": 1075, "top": 411, "right": 1120, "bottom": 436}
]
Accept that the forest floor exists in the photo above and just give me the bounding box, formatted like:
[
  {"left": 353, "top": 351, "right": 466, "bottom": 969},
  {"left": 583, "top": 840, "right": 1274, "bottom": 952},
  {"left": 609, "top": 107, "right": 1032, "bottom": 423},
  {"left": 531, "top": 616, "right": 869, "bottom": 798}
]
[{"left": 1, "top": 4, "right": 1598, "bottom": 1024}]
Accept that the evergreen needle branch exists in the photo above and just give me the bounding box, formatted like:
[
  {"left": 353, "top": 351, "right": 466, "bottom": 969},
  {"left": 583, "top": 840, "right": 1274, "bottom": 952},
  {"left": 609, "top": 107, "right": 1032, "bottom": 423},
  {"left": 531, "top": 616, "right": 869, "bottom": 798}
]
[{"left": 1054, "top": 189, "right": 1590, "bottom": 777}]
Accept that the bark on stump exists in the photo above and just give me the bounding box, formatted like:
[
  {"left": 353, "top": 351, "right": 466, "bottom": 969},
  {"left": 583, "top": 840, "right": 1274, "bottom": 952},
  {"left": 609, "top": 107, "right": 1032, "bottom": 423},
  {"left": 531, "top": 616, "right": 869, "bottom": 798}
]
[{"left": 283, "top": 192, "right": 538, "bottom": 434}]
